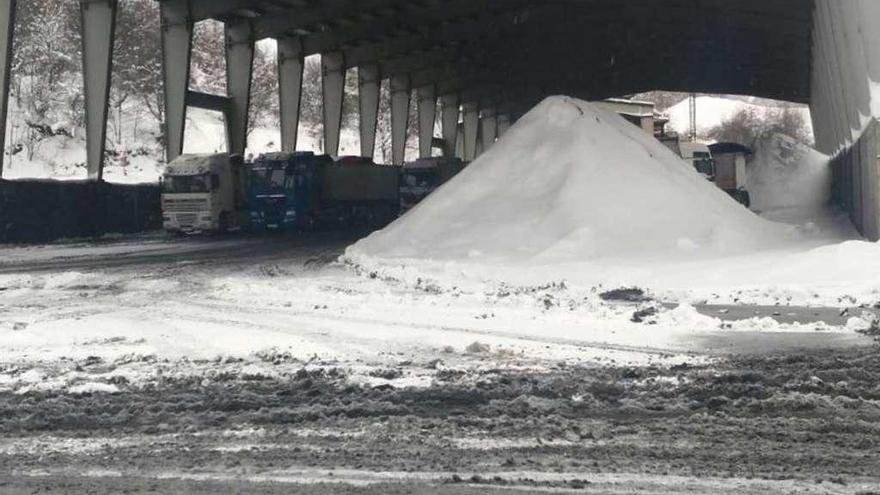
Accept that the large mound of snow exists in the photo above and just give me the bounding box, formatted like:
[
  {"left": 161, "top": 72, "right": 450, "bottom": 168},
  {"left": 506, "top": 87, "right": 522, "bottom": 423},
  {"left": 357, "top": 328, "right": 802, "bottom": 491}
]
[
  {"left": 349, "top": 96, "right": 790, "bottom": 264},
  {"left": 747, "top": 134, "right": 831, "bottom": 213}
]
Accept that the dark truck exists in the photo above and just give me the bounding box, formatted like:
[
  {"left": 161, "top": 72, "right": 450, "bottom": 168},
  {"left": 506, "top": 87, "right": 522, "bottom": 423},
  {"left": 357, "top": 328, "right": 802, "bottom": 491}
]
[
  {"left": 247, "top": 152, "right": 399, "bottom": 231},
  {"left": 399, "top": 157, "right": 466, "bottom": 213}
]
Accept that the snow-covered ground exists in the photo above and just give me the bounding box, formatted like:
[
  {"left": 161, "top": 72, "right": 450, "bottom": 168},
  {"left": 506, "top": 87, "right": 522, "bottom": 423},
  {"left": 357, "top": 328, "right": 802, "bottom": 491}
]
[{"left": 1, "top": 96, "right": 877, "bottom": 397}]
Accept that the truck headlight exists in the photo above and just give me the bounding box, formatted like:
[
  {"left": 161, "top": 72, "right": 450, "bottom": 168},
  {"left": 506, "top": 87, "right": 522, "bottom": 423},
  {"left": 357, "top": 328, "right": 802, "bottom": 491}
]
[{"left": 285, "top": 209, "right": 296, "bottom": 217}]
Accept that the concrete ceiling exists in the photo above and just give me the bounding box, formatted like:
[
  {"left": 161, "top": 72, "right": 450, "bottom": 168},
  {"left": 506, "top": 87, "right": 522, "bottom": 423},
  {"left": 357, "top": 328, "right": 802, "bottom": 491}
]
[{"left": 181, "top": 0, "right": 814, "bottom": 112}]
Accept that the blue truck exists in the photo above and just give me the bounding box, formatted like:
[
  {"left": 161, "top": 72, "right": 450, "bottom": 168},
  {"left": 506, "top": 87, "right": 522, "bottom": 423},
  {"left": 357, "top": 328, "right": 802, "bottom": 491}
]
[{"left": 247, "top": 152, "right": 400, "bottom": 232}]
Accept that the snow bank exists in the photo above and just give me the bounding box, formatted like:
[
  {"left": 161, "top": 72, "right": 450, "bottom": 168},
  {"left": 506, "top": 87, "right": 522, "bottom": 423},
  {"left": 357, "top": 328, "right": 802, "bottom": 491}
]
[
  {"left": 746, "top": 134, "right": 831, "bottom": 213},
  {"left": 349, "top": 96, "right": 788, "bottom": 264}
]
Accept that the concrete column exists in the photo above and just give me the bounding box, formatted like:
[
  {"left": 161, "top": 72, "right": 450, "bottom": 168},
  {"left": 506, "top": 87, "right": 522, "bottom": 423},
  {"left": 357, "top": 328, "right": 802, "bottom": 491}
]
[
  {"left": 454, "top": 122, "right": 464, "bottom": 159},
  {"left": 225, "top": 18, "right": 254, "bottom": 157},
  {"left": 358, "top": 63, "right": 380, "bottom": 158},
  {"left": 160, "top": 0, "right": 193, "bottom": 164},
  {"left": 497, "top": 114, "right": 511, "bottom": 137},
  {"left": 321, "top": 51, "right": 345, "bottom": 157},
  {"left": 390, "top": 74, "right": 410, "bottom": 165},
  {"left": 417, "top": 85, "right": 436, "bottom": 159},
  {"left": 0, "top": 0, "right": 15, "bottom": 177},
  {"left": 480, "top": 108, "right": 497, "bottom": 153},
  {"left": 462, "top": 102, "right": 479, "bottom": 162},
  {"left": 277, "top": 37, "right": 303, "bottom": 153},
  {"left": 80, "top": 0, "right": 118, "bottom": 181},
  {"left": 440, "top": 94, "right": 459, "bottom": 157}
]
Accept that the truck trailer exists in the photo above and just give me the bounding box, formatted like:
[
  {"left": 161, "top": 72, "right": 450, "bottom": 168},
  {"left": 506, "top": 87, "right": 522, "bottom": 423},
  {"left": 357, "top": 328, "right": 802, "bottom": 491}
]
[
  {"left": 399, "top": 157, "right": 466, "bottom": 213},
  {"left": 247, "top": 152, "right": 400, "bottom": 232},
  {"left": 674, "top": 141, "right": 751, "bottom": 207},
  {"left": 161, "top": 154, "right": 248, "bottom": 233}
]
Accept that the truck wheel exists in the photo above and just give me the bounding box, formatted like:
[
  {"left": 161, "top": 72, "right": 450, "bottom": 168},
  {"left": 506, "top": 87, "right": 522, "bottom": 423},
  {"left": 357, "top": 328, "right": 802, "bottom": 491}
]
[{"left": 218, "top": 212, "right": 230, "bottom": 234}]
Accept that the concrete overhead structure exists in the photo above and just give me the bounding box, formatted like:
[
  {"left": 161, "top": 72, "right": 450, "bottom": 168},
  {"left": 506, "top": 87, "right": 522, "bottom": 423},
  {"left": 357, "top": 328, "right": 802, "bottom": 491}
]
[
  {"left": 809, "top": 0, "right": 880, "bottom": 240},
  {"left": 358, "top": 64, "right": 381, "bottom": 159},
  {"left": 0, "top": 0, "right": 15, "bottom": 178},
  {"left": 5, "top": 0, "right": 878, "bottom": 237},
  {"left": 277, "top": 37, "right": 304, "bottom": 153},
  {"left": 80, "top": 0, "right": 118, "bottom": 181}
]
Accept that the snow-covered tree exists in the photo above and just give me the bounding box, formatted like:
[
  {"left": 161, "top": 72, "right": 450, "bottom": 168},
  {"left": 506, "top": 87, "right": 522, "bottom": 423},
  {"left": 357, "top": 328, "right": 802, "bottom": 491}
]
[{"left": 9, "top": 0, "right": 81, "bottom": 160}]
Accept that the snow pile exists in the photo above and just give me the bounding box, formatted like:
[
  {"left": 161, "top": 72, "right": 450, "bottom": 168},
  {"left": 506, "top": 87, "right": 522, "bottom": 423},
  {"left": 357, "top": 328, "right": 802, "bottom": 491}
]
[
  {"left": 349, "top": 96, "right": 788, "bottom": 264},
  {"left": 746, "top": 134, "right": 831, "bottom": 213}
]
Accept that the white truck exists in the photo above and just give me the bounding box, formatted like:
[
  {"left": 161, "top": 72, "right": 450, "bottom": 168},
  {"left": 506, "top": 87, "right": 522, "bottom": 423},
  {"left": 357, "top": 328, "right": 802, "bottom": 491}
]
[
  {"left": 161, "top": 154, "right": 248, "bottom": 233},
  {"left": 678, "top": 141, "right": 717, "bottom": 180},
  {"left": 676, "top": 141, "right": 751, "bottom": 207}
]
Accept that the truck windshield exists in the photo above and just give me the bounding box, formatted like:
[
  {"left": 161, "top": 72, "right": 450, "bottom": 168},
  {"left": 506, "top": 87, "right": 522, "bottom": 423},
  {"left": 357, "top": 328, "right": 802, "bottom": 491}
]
[
  {"left": 693, "top": 153, "right": 716, "bottom": 177},
  {"left": 252, "top": 166, "right": 294, "bottom": 190},
  {"left": 402, "top": 169, "right": 437, "bottom": 188},
  {"left": 162, "top": 174, "right": 210, "bottom": 193}
]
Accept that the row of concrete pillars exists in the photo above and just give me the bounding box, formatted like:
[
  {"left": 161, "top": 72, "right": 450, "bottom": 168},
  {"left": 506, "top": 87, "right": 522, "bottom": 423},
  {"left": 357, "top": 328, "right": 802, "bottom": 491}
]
[
  {"left": 0, "top": 0, "right": 117, "bottom": 180},
  {"left": 0, "top": 0, "right": 513, "bottom": 181}
]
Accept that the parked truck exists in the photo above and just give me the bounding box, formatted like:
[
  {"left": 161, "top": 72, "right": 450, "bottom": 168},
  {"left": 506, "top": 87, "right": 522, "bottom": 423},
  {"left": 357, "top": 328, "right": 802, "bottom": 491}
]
[
  {"left": 673, "top": 140, "right": 751, "bottom": 207},
  {"left": 399, "top": 157, "right": 466, "bottom": 213},
  {"left": 161, "top": 153, "right": 248, "bottom": 233},
  {"left": 708, "top": 142, "right": 752, "bottom": 207},
  {"left": 247, "top": 152, "right": 399, "bottom": 232}
]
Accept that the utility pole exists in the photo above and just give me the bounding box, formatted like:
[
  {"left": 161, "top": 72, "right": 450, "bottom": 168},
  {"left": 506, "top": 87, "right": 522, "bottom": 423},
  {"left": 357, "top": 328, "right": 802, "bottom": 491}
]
[{"left": 688, "top": 92, "right": 697, "bottom": 141}]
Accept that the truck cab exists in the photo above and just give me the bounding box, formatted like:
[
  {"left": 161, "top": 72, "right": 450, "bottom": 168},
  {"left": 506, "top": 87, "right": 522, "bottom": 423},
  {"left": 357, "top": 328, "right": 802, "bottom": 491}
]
[
  {"left": 400, "top": 157, "right": 465, "bottom": 213},
  {"left": 161, "top": 154, "right": 246, "bottom": 233},
  {"left": 678, "top": 142, "right": 716, "bottom": 181},
  {"left": 247, "top": 152, "right": 330, "bottom": 231}
]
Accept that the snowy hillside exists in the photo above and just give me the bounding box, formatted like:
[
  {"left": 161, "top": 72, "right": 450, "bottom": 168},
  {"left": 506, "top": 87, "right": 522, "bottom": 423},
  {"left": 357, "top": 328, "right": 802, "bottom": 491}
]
[
  {"left": 667, "top": 95, "right": 813, "bottom": 139},
  {"left": 2, "top": 105, "right": 418, "bottom": 183}
]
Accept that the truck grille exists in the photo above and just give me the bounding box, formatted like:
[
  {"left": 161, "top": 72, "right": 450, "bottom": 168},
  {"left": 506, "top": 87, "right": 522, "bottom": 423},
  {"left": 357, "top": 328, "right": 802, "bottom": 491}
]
[
  {"left": 163, "top": 198, "right": 208, "bottom": 213},
  {"left": 175, "top": 213, "right": 198, "bottom": 226}
]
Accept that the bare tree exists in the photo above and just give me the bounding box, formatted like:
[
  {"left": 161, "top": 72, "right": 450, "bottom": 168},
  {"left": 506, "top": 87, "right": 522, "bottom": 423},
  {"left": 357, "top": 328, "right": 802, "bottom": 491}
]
[{"left": 708, "top": 106, "right": 812, "bottom": 148}]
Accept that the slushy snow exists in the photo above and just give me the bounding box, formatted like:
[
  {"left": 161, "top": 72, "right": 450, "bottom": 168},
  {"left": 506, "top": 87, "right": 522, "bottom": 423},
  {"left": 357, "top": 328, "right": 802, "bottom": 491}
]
[{"left": 350, "top": 96, "right": 789, "bottom": 263}]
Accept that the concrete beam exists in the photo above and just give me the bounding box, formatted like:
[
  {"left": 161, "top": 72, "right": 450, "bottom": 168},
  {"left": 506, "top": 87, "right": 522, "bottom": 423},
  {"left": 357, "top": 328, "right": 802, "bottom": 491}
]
[
  {"left": 321, "top": 51, "right": 345, "bottom": 157},
  {"left": 252, "top": 0, "right": 390, "bottom": 40},
  {"left": 440, "top": 94, "right": 459, "bottom": 158},
  {"left": 480, "top": 108, "right": 497, "bottom": 153},
  {"left": 80, "top": 0, "right": 118, "bottom": 181},
  {"left": 186, "top": 91, "right": 232, "bottom": 114},
  {"left": 462, "top": 102, "right": 479, "bottom": 162},
  {"left": 417, "top": 85, "right": 436, "bottom": 159},
  {"left": 358, "top": 63, "right": 380, "bottom": 159},
  {"left": 0, "top": 0, "right": 15, "bottom": 177},
  {"left": 390, "top": 74, "right": 410, "bottom": 166},
  {"left": 160, "top": 0, "right": 193, "bottom": 164},
  {"left": 277, "top": 37, "right": 304, "bottom": 152},
  {"left": 224, "top": 18, "right": 254, "bottom": 156}
]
